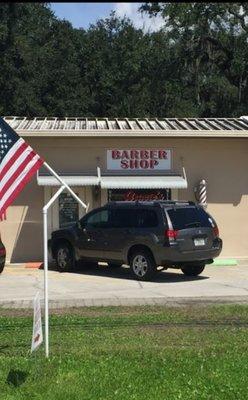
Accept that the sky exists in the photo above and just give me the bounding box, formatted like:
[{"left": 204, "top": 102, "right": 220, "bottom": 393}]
[{"left": 50, "top": 3, "right": 165, "bottom": 32}]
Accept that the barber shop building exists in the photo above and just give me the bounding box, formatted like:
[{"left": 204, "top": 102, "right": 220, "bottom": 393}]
[{"left": 2, "top": 116, "right": 248, "bottom": 263}]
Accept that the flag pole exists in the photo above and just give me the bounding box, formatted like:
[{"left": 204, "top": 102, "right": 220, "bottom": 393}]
[{"left": 42, "top": 162, "right": 88, "bottom": 358}]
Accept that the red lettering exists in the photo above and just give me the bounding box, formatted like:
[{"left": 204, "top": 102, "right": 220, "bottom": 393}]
[
  {"left": 150, "top": 150, "right": 158, "bottom": 159},
  {"left": 140, "top": 150, "right": 149, "bottom": 159},
  {"left": 149, "top": 160, "right": 159, "bottom": 169},
  {"left": 130, "top": 150, "right": 139, "bottom": 159},
  {"left": 120, "top": 160, "right": 129, "bottom": 169},
  {"left": 123, "top": 190, "right": 167, "bottom": 201},
  {"left": 129, "top": 159, "right": 139, "bottom": 169},
  {"left": 112, "top": 150, "right": 121, "bottom": 159},
  {"left": 121, "top": 150, "right": 129, "bottom": 159},
  {"left": 158, "top": 150, "right": 167, "bottom": 159},
  {"left": 140, "top": 159, "right": 149, "bottom": 169}
]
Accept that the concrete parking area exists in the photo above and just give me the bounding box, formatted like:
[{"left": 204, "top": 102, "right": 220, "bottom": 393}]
[{"left": 0, "top": 262, "right": 248, "bottom": 308}]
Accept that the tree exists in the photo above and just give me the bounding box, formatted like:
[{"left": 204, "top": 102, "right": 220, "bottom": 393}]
[{"left": 140, "top": 2, "right": 248, "bottom": 116}]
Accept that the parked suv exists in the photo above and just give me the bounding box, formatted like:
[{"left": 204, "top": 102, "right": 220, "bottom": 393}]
[
  {"left": 49, "top": 201, "right": 222, "bottom": 281},
  {"left": 0, "top": 234, "right": 6, "bottom": 273}
]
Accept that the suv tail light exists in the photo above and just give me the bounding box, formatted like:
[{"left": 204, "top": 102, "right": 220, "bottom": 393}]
[
  {"left": 165, "top": 229, "right": 178, "bottom": 240},
  {"left": 213, "top": 226, "right": 219, "bottom": 237},
  {"left": 0, "top": 248, "right": 6, "bottom": 256}
]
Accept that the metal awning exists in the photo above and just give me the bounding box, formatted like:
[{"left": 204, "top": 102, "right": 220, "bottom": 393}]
[
  {"left": 37, "top": 167, "right": 187, "bottom": 189},
  {"left": 37, "top": 175, "right": 99, "bottom": 186},
  {"left": 100, "top": 175, "right": 187, "bottom": 189}
]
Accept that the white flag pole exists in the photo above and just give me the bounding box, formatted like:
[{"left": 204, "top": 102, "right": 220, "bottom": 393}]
[{"left": 42, "top": 162, "right": 88, "bottom": 358}]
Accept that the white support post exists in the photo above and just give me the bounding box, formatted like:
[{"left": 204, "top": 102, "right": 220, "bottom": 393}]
[
  {"left": 182, "top": 166, "right": 187, "bottom": 182},
  {"left": 42, "top": 162, "right": 88, "bottom": 358},
  {"left": 43, "top": 185, "right": 65, "bottom": 358},
  {"left": 43, "top": 162, "right": 87, "bottom": 209}
]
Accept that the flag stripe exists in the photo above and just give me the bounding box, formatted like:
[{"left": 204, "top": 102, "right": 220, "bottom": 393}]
[
  {"left": 0, "top": 137, "right": 25, "bottom": 172},
  {"left": 0, "top": 141, "right": 28, "bottom": 180},
  {"left": 0, "top": 159, "right": 43, "bottom": 219},
  {"left": 0, "top": 155, "right": 41, "bottom": 209},
  {"left": 0, "top": 146, "right": 36, "bottom": 189},
  {"left": 0, "top": 117, "right": 43, "bottom": 219},
  {"left": 0, "top": 150, "right": 38, "bottom": 197}
]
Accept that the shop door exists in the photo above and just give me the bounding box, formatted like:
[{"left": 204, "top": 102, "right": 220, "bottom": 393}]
[{"left": 45, "top": 186, "right": 87, "bottom": 237}]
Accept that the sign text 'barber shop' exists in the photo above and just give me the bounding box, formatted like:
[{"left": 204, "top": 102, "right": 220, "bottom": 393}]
[{"left": 107, "top": 149, "right": 171, "bottom": 171}]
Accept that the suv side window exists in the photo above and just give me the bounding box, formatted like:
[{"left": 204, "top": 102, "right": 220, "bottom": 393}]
[
  {"left": 110, "top": 208, "right": 158, "bottom": 228},
  {"left": 85, "top": 209, "right": 109, "bottom": 229},
  {"left": 137, "top": 209, "right": 158, "bottom": 228}
]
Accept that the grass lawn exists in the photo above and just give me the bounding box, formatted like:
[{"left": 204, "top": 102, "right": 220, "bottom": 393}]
[{"left": 0, "top": 304, "right": 248, "bottom": 399}]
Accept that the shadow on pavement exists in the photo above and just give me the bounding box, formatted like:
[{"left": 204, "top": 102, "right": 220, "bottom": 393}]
[{"left": 45, "top": 262, "right": 209, "bottom": 283}]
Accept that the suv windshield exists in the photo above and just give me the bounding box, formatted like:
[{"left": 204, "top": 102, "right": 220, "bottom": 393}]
[{"left": 166, "top": 207, "right": 214, "bottom": 230}]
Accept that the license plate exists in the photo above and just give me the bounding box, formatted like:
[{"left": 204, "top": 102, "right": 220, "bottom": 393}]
[{"left": 194, "top": 238, "right": 205, "bottom": 246}]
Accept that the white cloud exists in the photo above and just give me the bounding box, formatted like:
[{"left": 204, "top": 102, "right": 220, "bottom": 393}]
[{"left": 114, "top": 3, "right": 165, "bottom": 32}]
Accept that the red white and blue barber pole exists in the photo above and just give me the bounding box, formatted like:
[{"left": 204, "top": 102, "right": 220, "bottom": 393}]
[{"left": 198, "top": 179, "right": 207, "bottom": 208}]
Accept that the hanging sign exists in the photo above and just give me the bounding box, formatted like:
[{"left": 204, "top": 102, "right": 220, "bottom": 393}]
[
  {"left": 31, "top": 292, "right": 43, "bottom": 353},
  {"left": 107, "top": 149, "right": 171, "bottom": 171}
]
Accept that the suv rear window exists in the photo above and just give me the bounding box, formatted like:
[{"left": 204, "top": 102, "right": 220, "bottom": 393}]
[{"left": 166, "top": 207, "right": 214, "bottom": 230}]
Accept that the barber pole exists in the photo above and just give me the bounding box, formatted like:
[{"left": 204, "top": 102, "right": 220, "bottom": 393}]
[{"left": 199, "top": 179, "right": 207, "bottom": 208}]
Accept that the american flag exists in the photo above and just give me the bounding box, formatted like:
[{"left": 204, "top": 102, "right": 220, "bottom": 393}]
[{"left": 0, "top": 117, "right": 43, "bottom": 220}]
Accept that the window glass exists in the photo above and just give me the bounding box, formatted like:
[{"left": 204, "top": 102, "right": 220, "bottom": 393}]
[
  {"left": 110, "top": 208, "right": 158, "bottom": 228},
  {"left": 167, "top": 207, "right": 214, "bottom": 230},
  {"left": 137, "top": 209, "right": 158, "bottom": 227},
  {"left": 86, "top": 209, "right": 109, "bottom": 228}
]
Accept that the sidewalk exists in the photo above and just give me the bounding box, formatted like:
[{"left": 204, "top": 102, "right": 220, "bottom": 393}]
[{"left": 0, "top": 262, "right": 248, "bottom": 309}]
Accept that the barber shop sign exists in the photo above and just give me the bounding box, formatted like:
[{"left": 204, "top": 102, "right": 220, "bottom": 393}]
[{"left": 107, "top": 149, "right": 172, "bottom": 171}]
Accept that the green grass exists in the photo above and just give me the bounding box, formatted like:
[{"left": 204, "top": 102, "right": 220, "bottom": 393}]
[{"left": 0, "top": 304, "right": 248, "bottom": 399}]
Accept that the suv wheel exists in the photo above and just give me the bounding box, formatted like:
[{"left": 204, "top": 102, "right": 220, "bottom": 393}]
[
  {"left": 130, "top": 250, "right": 157, "bottom": 281},
  {"left": 181, "top": 264, "right": 205, "bottom": 276},
  {"left": 55, "top": 244, "right": 75, "bottom": 272}
]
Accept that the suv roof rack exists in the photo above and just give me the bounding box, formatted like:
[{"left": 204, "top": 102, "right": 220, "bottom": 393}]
[{"left": 105, "top": 200, "right": 195, "bottom": 207}]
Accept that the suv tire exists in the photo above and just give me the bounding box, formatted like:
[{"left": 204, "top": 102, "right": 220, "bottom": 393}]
[
  {"left": 55, "top": 244, "right": 75, "bottom": 272},
  {"left": 181, "top": 264, "right": 205, "bottom": 276},
  {"left": 130, "top": 249, "right": 157, "bottom": 281}
]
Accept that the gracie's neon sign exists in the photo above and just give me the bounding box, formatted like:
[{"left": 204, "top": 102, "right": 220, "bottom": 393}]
[
  {"left": 107, "top": 149, "right": 172, "bottom": 170},
  {"left": 124, "top": 190, "right": 168, "bottom": 201}
]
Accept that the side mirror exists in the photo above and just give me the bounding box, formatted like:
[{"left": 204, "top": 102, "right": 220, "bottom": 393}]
[{"left": 78, "top": 220, "right": 86, "bottom": 230}]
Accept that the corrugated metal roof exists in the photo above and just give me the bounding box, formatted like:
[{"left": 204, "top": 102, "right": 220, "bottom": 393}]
[
  {"left": 3, "top": 116, "right": 248, "bottom": 131},
  {"left": 100, "top": 175, "right": 187, "bottom": 189},
  {"left": 3, "top": 116, "right": 248, "bottom": 137}
]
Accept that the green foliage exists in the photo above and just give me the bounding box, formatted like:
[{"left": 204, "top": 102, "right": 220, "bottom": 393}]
[{"left": 0, "top": 3, "right": 247, "bottom": 117}]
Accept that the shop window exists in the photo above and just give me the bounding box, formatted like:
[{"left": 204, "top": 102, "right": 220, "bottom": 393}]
[{"left": 59, "top": 192, "right": 79, "bottom": 228}]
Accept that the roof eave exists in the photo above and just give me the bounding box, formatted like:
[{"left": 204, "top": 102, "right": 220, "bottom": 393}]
[{"left": 17, "top": 129, "right": 248, "bottom": 138}]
